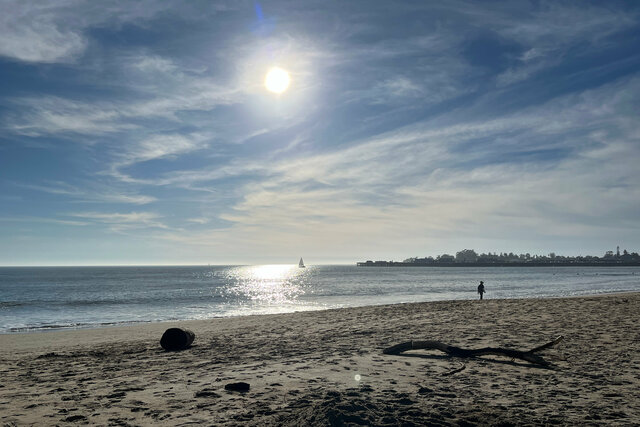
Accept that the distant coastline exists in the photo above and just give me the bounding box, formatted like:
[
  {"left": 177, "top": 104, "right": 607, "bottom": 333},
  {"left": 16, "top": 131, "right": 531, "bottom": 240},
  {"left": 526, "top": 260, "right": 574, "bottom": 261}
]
[
  {"left": 357, "top": 247, "right": 640, "bottom": 267},
  {"left": 357, "top": 260, "right": 640, "bottom": 267}
]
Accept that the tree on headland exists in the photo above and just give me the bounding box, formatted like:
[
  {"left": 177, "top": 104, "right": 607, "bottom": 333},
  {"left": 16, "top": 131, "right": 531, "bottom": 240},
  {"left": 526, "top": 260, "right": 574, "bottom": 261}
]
[{"left": 455, "top": 249, "right": 478, "bottom": 263}]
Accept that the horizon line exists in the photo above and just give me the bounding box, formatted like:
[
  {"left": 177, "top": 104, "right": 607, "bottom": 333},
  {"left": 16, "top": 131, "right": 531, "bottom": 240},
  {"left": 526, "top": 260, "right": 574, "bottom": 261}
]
[{"left": 0, "top": 262, "right": 355, "bottom": 268}]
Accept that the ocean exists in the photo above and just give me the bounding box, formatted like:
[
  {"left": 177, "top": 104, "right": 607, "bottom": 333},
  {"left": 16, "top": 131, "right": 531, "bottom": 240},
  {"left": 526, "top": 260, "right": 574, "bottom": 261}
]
[{"left": 1, "top": 265, "right": 639, "bottom": 333}]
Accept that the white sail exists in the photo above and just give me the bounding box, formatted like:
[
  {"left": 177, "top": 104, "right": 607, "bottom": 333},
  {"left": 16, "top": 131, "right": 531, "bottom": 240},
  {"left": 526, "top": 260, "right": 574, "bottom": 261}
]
[{"left": 299, "top": 257, "right": 305, "bottom": 268}]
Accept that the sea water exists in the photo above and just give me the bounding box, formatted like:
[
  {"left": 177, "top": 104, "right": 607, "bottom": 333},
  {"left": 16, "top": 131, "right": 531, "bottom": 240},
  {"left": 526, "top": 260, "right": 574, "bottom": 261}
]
[{"left": 1, "top": 265, "right": 639, "bottom": 333}]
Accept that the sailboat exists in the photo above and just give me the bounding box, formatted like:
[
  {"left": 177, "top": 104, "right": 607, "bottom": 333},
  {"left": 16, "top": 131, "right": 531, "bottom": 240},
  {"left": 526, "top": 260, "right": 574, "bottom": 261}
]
[{"left": 298, "top": 257, "right": 305, "bottom": 268}]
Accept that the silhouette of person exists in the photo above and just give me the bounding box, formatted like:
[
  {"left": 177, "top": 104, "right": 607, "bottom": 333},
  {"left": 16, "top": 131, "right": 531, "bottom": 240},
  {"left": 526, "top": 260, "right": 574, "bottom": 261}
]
[{"left": 477, "top": 281, "right": 485, "bottom": 300}]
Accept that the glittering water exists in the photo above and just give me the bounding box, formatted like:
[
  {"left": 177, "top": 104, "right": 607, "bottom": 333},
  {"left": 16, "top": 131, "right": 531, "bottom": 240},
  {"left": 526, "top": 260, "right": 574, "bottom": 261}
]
[{"left": 1, "top": 265, "right": 639, "bottom": 333}]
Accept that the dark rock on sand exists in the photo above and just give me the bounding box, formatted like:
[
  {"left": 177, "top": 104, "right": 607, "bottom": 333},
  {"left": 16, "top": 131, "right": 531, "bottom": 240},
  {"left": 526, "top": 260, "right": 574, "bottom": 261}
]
[{"left": 160, "top": 328, "right": 195, "bottom": 351}]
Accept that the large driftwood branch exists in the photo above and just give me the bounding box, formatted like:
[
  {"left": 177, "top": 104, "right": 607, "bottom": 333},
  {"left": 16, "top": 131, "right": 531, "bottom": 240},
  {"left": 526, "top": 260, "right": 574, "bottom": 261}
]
[{"left": 383, "top": 336, "right": 563, "bottom": 366}]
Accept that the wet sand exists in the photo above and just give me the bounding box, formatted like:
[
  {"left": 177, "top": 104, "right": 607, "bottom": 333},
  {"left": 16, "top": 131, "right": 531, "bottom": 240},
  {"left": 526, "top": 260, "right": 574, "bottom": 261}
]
[{"left": 1, "top": 293, "right": 639, "bottom": 426}]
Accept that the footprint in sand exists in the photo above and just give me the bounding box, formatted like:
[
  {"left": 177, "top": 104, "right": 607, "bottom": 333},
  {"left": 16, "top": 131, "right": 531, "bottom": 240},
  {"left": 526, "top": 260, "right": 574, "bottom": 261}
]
[{"left": 63, "top": 414, "right": 86, "bottom": 422}]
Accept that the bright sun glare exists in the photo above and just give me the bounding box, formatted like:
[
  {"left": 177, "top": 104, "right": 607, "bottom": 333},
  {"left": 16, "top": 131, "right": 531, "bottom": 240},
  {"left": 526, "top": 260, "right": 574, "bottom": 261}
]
[{"left": 265, "top": 67, "right": 290, "bottom": 94}]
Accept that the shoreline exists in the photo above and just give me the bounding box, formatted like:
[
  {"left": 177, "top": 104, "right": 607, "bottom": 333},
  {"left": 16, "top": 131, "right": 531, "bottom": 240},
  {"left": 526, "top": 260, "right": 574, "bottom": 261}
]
[
  {"left": 2, "top": 288, "right": 638, "bottom": 337},
  {"left": 1, "top": 292, "right": 639, "bottom": 425}
]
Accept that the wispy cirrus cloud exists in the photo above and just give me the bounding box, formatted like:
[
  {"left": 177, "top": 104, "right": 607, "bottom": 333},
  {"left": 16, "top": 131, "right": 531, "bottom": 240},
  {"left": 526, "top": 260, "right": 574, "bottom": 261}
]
[
  {"left": 15, "top": 181, "right": 156, "bottom": 205},
  {"left": 492, "top": 4, "right": 639, "bottom": 85},
  {"left": 0, "top": 0, "right": 87, "bottom": 63},
  {"left": 4, "top": 76, "right": 241, "bottom": 139},
  {"left": 67, "top": 211, "right": 167, "bottom": 232},
  {"left": 118, "top": 134, "right": 207, "bottom": 166},
  {"left": 107, "top": 133, "right": 211, "bottom": 183},
  {"left": 186, "top": 217, "right": 210, "bottom": 225},
  {"left": 0, "top": 216, "right": 89, "bottom": 227},
  {"left": 5, "top": 97, "right": 131, "bottom": 138},
  {"left": 0, "top": 0, "right": 178, "bottom": 63}
]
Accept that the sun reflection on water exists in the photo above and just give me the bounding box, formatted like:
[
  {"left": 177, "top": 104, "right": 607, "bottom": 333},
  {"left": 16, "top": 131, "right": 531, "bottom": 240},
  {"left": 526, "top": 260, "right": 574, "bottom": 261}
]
[{"left": 223, "top": 264, "right": 308, "bottom": 305}]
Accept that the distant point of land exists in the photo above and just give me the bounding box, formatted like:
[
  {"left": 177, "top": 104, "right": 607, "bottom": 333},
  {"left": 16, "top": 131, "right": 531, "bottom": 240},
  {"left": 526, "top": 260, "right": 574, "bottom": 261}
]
[{"left": 357, "top": 247, "right": 640, "bottom": 267}]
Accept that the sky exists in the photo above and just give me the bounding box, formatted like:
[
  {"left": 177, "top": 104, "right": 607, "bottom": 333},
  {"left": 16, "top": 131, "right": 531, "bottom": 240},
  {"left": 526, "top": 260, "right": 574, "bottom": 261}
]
[{"left": 1, "top": 0, "right": 639, "bottom": 266}]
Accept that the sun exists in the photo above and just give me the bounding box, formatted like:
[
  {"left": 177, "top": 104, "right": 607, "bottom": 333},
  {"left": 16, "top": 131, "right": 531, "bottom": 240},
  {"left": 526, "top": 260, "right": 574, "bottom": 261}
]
[{"left": 264, "top": 67, "right": 290, "bottom": 94}]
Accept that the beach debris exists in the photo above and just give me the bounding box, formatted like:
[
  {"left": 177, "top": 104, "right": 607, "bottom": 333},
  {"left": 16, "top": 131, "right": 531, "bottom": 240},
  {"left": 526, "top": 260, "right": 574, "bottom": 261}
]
[
  {"left": 225, "top": 382, "right": 250, "bottom": 392},
  {"left": 442, "top": 362, "right": 466, "bottom": 376},
  {"left": 160, "top": 327, "right": 195, "bottom": 351},
  {"left": 383, "top": 336, "right": 564, "bottom": 367}
]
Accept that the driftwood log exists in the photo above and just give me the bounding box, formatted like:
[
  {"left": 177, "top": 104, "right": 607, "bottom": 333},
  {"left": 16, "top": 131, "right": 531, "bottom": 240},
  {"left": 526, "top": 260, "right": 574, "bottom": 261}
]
[
  {"left": 383, "top": 336, "right": 563, "bottom": 366},
  {"left": 160, "top": 328, "right": 195, "bottom": 351}
]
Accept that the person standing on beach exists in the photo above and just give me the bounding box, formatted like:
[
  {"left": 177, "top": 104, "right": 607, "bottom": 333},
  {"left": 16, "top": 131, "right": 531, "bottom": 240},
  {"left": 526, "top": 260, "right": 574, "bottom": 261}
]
[{"left": 477, "top": 281, "right": 485, "bottom": 300}]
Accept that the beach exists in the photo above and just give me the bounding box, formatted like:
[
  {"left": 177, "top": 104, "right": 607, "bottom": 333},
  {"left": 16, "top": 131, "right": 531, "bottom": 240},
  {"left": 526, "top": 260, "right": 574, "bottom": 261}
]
[{"left": 1, "top": 293, "right": 639, "bottom": 426}]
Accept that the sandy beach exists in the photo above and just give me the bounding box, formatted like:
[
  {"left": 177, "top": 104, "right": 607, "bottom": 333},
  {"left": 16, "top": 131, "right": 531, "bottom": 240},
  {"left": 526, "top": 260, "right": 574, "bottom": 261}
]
[{"left": 1, "top": 293, "right": 639, "bottom": 426}]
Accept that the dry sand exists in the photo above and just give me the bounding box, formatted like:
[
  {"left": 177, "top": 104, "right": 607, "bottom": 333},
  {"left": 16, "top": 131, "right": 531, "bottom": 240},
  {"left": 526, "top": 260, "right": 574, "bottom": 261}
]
[{"left": 1, "top": 293, "right": 639, "bottom": 426}]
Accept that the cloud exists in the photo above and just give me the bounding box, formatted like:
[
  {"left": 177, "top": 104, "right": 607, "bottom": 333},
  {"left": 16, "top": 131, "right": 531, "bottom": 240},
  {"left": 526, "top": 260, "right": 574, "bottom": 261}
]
[
  {"left": 5, "top": 76, "right": 240, "bottom": 138},
  {"left": 130, "top": 55, "right": 179, "bottom": 74},
  {"left": 333, "top": 31, "right": 474, "bottom": 107},
  {"left": 107, "top": 133, "right": 210, "bottom": 183},
  {"left": 0, "top": 1, "right": 87, "bottom": 63},
  {"left": 67, "top": 211, "right": 167, "bottom": 232},
  {"left": 15, "top": 181, "right": 156, "bottom": 205},
  {"left": 0, "top": 216, "right": 88, "bottom": 226},
  {"left": 122, "top": 134, "right": 205, "bottom": 165},
  {"left": 0, "top": 0, "right": 175, "bottom": 63},
  {"left": 6, "top": 97, "right": 131, "bottom": 137},
  {"left": 493, "top": 3, "right": 639, "bottom": 85},
  {"left": 186, "top": 217, "right": 210, "bottom": 224},
  {"left": 103, "top": 194, "right": 157, "bottom": 205}
]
